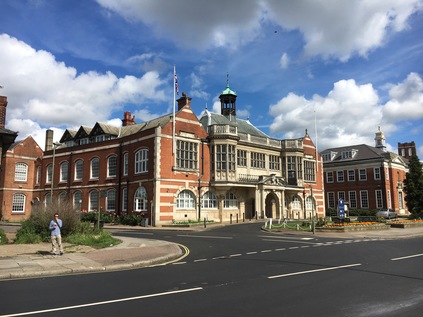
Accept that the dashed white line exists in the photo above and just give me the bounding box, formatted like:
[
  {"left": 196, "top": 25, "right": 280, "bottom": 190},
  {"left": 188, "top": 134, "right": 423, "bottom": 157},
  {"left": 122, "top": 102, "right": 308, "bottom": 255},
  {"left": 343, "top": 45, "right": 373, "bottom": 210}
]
[
  {"left": 275, "top": 248, "right": 286, "bottom": 251},
  {"left": 229, "top": 254, "right": 242, "bottom": 257},
  {"left": 268, "top": 263, "right": 362, "bottom": 279},
  {"left": 246, "top": 251, "right": 258, "bottom": 255},
  {"left": 391, "top": 253, "right": 423, "bottom": 261},
  {"left": 261, "top": 250, "right": 272, "bottom": 253},
  {"left": 194, "top": 259, "right": 207, "bottom": 262}
]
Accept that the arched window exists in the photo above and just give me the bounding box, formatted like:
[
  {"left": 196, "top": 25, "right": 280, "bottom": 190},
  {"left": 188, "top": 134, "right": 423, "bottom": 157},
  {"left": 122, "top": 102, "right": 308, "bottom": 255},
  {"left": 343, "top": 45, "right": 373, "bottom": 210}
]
[
  {"left": 107, "top": 189, "right": 116, "bottom": 211},
  {"left": 60, "top": 162, "right": 68, "bottom": 182},
  {"left": 45, "top": 192, "right": 52, "bottom": 205},
  {"left": 12, "top": 193, "right": 26, "bottom": 213},
  {"left": 15, "top": 163, "right": 28, "bottom": 182},
  {"left": 107, "top": 156, "right": 117, "bottom": 177},
  {"left": 177, "top": 190, "right": 195, "bottom": 209},
  {"left": 58, "top": 191, "right": 67, "bottom": 203},
  {"left": 134, "top": 187, "right": 147, "bottom": 211},
  {"left": 74, "top": 159, "right": 83, "bottom": 181},
  {"left": 46, "top": 164, "right": 52, "bottom": 183},
  {"left": 73, "top": 191, "right": 82, "bottom": 210},
  {"left": 90, "top": 158, "right": 99, "bottom": 179},
  {"left": 36, "top": 166, "right": 41, "bottom": 184},
  {"left": 224, "top": 192, "right": 238, "bottom": 208},
  {"left": 291, "top": 195, "right": 301, "bottom": 209},
  {"left": 135, "top": 149, "right": 148, "bottom": 174},
  {"left": 122, "top": 188, "right": 127, "bottom": 211},
  {"left": 202, "top": 191, "right": 217, "bottom": 209},
  {"left": 89, "top": 190, "right": 99, "bottom": 211},
  {"left": 123, "top": 152, "right": 128, "bottom": 176},
  {"left": 306, "top": 196, "right": 313, "bottom": 211}
]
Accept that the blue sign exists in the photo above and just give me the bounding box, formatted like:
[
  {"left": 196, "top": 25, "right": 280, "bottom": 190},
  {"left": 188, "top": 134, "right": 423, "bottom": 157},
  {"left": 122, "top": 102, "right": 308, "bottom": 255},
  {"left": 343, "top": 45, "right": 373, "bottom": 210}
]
[{"left": 338, "top": 199, "right": 345, "bottom": 219}]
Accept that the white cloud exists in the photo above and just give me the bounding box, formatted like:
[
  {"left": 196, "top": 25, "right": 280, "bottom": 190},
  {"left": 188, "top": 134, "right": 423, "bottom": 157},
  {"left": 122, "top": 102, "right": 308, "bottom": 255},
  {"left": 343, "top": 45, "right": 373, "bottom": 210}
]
[
  {"left": 0, "top": 34, "right": 168, "bottom": 150},
  {"left": 269, "top": 78, "right": 385, "bottom": 151},
  {"left": 96, "top": 0, "right": 422, "bottom": 60},
  {"left": 96, "top": 0, "right": 264, "bottom": 51},
  {"left": 383, "top": 72, "right": 423, "bottom": 121},
  {"left": 280, "top": 53, "right": 289, "bottom": 69}
]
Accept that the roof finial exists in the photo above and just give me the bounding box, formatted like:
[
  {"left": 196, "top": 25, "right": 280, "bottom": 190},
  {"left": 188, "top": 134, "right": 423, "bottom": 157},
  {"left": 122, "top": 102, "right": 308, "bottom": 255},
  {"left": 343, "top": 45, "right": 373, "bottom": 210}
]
[{"left": 226, "top": 73, "right": 229, "bottom": 88}]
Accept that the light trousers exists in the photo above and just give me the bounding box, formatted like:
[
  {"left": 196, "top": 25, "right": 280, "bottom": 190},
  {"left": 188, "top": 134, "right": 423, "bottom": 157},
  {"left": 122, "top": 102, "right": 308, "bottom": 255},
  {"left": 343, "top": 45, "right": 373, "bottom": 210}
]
[{"left": 51, "top": 234, "right": 63, "bottom": 254}]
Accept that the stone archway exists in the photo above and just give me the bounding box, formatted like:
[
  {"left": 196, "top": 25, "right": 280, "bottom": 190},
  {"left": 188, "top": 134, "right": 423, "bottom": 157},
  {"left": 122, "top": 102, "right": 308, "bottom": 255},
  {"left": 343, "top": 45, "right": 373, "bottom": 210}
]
[{"left": 265, "top": 192, "right": 279, "bottom": 218}]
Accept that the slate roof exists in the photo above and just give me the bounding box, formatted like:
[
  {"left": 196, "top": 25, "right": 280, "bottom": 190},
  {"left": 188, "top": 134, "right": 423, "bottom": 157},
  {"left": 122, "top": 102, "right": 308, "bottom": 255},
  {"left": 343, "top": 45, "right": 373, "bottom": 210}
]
[
  {"left": 321, "top": 144, "right": 408, "bottom": 164},
  {"left": 199, "top": 110, "right": 269, "bottom": 138}
]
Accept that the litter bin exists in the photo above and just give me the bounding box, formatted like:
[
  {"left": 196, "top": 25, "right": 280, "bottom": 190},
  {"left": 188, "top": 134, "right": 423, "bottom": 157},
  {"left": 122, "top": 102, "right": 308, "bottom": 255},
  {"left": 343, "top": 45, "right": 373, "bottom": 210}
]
[{"left": 141, "top": 218, "right": 149, "bottom": 227}]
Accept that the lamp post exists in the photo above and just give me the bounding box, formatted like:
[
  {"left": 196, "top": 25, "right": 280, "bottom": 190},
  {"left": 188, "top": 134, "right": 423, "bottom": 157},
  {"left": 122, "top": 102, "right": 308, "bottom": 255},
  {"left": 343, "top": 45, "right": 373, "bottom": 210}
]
[
  {"left": 302, "top": 189, "right": 306, "bottom": 219},
  {"left": 50, "top": 142, "right": 61, "bottom": 203},
  {"left": 310, "top": 185, "right": 315, "bottom": 234}
]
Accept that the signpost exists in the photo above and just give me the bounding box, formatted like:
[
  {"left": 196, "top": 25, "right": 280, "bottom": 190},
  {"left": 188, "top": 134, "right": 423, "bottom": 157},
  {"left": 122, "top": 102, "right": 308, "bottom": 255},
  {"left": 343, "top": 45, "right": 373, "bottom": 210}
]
[{"left": 338, "top": 199, "right": 345, "bottom": 219}]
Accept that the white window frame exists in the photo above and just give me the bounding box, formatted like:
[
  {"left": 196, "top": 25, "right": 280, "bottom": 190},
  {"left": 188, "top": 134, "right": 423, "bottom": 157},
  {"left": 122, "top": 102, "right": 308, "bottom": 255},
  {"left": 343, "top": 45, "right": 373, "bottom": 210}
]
[
  {"left": 107, "top": 155, "right": 117, "bottom": 178},
  {"left": 135, "top": 149, "right": 149, "bottom": 174},
  {"left": 202, "top": 191, "right": 217, "bottom": 209},
  {"left": 176, "top": 190, "right": 195, "bottom": 209},
  {"left": 106, "top": 189, "right": 116, "bottom": 211},
  {"left": 60, "top": 161, "right": 68, "bottom": 182},
  {"left": 75, "top": 160, "right": 83, "bottom": 181},
  {"left": 134, "top": 187, "right": 148, "bottom": 211},
  {"left": 123, "top": 152, "right": 128, "bottom": 176},
  {"left": 224, "top": 192, "right": 238, "bottom": 209},
  {"left": 15, "top": 163, "right": 28, "bottom": 182},
  {"left": 90, "top": 158, "right": 99, "bottom": 179},
  {"left": 12, "top": 193, "right": 25, "bottom": 213}
]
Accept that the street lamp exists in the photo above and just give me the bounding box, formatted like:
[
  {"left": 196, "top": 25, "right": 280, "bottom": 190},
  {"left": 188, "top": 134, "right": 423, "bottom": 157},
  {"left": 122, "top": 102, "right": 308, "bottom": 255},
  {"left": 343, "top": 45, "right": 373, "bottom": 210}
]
[
  {"left": 50, "top": 142, "right": 61, "bottom": 203},
  {"left": 310, "top": 185, "right": 315, "bottom": 234}
]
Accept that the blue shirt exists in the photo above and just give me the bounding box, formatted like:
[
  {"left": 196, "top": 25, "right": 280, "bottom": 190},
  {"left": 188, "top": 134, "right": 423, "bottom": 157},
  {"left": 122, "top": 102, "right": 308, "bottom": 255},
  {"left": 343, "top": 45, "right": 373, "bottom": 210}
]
[{"left": 49, "top": 219, "right": 62, "bottom": 236}]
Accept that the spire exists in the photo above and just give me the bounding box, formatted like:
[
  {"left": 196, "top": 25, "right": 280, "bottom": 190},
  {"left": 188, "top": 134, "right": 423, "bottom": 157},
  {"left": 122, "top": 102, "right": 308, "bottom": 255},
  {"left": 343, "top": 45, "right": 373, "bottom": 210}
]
[
  {"left": 219, "top": 74, "right": 237, "bottom": 121},
  {"left": 374, "top": 126, "right": 386, "bottom": 151}
]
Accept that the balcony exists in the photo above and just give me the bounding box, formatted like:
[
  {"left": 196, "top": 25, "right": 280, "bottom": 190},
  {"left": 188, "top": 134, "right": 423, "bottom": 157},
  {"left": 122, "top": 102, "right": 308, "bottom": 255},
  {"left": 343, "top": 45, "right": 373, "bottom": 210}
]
[
  {"left": 281, "top": 139, "right": 303, "bottom": 152},
  {"left": 208, "top": 124, "right": 238, "bottom": 139}
]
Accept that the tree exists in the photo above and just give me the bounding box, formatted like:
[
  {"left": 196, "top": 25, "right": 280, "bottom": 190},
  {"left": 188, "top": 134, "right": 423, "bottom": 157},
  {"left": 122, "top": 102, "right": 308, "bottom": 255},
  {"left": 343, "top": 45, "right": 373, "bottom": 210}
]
[{"left": 404, "top": 155, "right": 423, "bottom": 214}]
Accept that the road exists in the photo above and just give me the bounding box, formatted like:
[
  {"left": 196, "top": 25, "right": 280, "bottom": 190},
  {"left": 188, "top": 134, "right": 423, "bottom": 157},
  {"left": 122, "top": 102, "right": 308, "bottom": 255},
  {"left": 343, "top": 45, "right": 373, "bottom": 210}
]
[{"left": 1, "top": 223, "right": 422, "bottom": 317}]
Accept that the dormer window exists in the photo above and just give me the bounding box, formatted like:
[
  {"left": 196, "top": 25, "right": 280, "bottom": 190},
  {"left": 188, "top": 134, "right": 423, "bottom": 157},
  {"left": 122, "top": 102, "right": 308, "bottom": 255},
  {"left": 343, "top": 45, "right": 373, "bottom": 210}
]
[
  {"left": 322, "top": 151, "right": 337, "bottom": 162},
  {"left": 341, "top": 149, "right": 358, "bottom": 160}
]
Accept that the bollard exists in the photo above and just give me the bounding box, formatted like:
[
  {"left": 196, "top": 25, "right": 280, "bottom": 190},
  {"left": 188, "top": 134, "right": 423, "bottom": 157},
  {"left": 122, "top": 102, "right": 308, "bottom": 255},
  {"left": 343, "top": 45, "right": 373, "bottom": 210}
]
[
  {"left": 297, "top": 224, "right": 299, "bottom": 230},
  {"left": 236, "top": 214, "right": 239, "bottom": 223},
  {"left": 204, "top": 217, "right": 207, "bottom": 228},
  {"left": 243, "top": 213, "right": 245, "bottom": 222},
  {"left": 230, "top": 214, "right": 232, "bottom": 224}
]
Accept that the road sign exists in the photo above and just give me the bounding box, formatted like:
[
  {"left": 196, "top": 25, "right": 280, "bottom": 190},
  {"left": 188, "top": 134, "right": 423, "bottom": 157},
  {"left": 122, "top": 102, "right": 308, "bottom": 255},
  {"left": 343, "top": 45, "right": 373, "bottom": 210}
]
[{"left": 338, "top": 199, "right": 345, "bottom": 219}]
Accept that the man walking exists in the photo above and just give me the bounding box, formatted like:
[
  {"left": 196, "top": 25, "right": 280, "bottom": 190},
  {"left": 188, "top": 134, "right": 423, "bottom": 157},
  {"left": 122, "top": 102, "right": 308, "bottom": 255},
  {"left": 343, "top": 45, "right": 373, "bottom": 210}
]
[{"left": 49, "top": 213, "right": 64, "bottom": 256}]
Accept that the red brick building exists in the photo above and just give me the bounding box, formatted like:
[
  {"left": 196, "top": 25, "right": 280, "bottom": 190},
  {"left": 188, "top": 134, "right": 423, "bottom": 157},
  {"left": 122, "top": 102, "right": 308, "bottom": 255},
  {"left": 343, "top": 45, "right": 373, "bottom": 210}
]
[
  {"left": 321, "top": 127, "right": 409, "bottom": 215},
  {"left": 1, "top": 83, "right": 325, "bottom": 224}
]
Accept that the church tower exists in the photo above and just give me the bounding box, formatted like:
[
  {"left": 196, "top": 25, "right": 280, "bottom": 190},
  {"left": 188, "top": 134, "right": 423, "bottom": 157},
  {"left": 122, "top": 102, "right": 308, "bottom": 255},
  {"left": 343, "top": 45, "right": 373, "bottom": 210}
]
[
  {"left": 219, "top": 74, "right": 237, "bottom": 122},
  {"left": 374, "top": 126, "right": 386, "bottom": 151}
]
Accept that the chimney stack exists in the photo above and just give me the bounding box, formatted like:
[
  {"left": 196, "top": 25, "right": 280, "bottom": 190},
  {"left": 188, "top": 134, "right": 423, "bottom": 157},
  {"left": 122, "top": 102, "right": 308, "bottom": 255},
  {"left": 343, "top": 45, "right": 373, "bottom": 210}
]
[
  {"left": 0, "top": 96, "right": 8, "bottom": 128},
  {"left": 177, "top": 92, "right": 191, "bottom": 111},
  {"left": 122, "top": 111, "right": 136, "bottom": 126},
  {"left": 45, "top": 129, "right": 54, "bottom": 151}
]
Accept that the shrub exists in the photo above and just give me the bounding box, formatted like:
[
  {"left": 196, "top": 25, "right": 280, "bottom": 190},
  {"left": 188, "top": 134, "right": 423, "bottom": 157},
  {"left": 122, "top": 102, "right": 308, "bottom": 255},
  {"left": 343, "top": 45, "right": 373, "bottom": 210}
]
[
  {"left": 15, "top": 199, "right": 83, "bottom": 243},
  {"left": 0, "top": 229, "right": 8, "bottom": 245}
]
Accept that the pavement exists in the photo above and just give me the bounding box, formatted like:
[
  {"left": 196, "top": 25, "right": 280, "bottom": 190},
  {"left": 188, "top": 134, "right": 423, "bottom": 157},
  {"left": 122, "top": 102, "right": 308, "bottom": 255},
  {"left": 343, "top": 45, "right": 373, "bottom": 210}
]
[{"left": 1, "top": 221, "right": 423, "bottom": 280}]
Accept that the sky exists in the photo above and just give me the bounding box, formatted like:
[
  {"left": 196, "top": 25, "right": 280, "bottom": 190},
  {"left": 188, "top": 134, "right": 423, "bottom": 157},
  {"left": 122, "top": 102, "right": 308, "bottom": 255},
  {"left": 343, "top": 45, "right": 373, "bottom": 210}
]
[{"left": 1, "top": 0, "right": 423, "bottom": 156}]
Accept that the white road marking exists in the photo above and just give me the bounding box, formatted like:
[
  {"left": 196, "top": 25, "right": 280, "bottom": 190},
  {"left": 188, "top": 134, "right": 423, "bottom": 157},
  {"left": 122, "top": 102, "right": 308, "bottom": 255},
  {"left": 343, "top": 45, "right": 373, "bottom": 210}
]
[
  {"left": 391, "top": 253, "right": 423, "bottom": 261},
  {"left": 246, "top": 251, "right": 258, "bottom": 254},
  {"left": 261, "top": 239, "right": 320, "bottom": 245},
  {"left": 172, "top": 262, "right": 187, "bottom": 265},
  {"left": 229, "top": 254, "right": 242, "bottom": 257},
  {"left": 268, "top": 263, "right": 362, "bottom": 279},
  {"left": 275, "top": 248, "right": 286, "bottom": 251},
  {"left": 0, "top": 287, "right": 203, "bottom": 317},
  {"left": 177, "top": 235, "right": 233, "bottom": 239},
  {"left": 261, "top": 250, "right": 272, "bottom": 253},
  {"left": 194, "top": 259, "right": 207, "bottom": 262}
]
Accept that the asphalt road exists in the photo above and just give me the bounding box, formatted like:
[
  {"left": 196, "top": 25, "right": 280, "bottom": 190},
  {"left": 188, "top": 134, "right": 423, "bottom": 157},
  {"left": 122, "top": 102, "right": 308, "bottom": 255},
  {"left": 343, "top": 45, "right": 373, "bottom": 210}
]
[{"left": 1, "top": 223, "right": 422, "bottom": 317}]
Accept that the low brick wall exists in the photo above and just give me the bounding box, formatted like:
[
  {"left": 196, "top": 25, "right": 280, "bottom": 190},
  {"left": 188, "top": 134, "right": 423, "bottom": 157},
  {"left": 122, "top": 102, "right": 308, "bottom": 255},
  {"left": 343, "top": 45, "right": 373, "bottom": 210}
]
[
  {"left": 390, "top": 222, "right": 423, "bottom": 229},
  {"left": 316, "top": 224, "right": 389, "bottom": 233}
]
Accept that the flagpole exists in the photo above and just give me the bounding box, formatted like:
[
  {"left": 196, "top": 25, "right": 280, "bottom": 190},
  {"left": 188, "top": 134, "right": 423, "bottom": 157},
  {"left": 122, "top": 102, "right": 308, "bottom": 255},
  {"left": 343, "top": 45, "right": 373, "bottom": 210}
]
[
  {"left": 173, "top": 65, "right": 176, "bottom": 157},
  {"left": 314, "top": 108, "right": 318, "bottom": 171}
]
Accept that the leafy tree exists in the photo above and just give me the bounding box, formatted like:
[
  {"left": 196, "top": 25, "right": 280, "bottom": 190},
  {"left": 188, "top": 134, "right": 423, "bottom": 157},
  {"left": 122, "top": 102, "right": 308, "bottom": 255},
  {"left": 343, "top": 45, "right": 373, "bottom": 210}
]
[{"left": 404, "top": 155, "right": 423, "bottom": 214}]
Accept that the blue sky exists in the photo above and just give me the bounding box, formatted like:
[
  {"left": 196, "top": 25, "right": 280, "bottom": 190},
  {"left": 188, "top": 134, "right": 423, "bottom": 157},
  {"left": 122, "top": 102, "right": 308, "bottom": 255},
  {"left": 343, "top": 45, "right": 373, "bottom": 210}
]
[{"left": 1, "top": 0, "right": 423, "bottom": 156}]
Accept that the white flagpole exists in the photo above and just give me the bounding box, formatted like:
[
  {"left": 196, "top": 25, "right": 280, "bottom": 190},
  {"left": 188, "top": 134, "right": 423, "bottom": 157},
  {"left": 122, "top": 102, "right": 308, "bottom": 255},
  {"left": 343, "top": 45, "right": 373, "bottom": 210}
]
[
  {"left": 314, "top": 108, "right": 318, "bottom": 171},
  {"left": 173, "top": 65, "right": 176, "bottom": 157}
]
